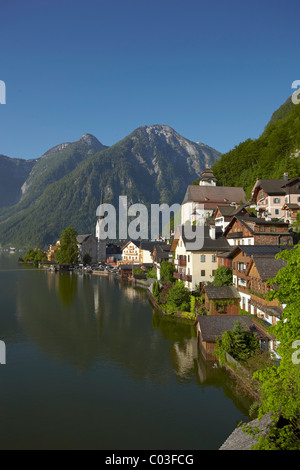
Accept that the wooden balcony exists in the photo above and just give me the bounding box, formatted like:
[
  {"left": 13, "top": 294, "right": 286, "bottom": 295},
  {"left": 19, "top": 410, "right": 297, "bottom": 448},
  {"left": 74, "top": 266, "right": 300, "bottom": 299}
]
[
  {"left": 173, "top": 272, "right": 192, "bottom": 282},
  {"left": 174, "top": 258, "right": 187, "bottom": 267}
]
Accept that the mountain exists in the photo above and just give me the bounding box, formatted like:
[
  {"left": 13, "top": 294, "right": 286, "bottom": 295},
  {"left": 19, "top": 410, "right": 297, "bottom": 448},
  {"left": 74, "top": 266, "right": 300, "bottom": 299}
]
[
  {"left": 212, "top": 94, "right": 300, "bottom": 198},
  {"left": 0, "top": 125, "right": 220, "bottom": 248},
  {"left": 0, "top": 155, "right": 36, "bottom": 208}
]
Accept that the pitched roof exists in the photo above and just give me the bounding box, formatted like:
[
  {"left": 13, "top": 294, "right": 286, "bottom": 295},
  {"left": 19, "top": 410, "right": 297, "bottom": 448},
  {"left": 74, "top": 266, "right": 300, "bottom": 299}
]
[
  {"left": 223, "top": 216, "right": 290, "bottom": 237},
  {"left": 76, "top": 234, "right": 94, "bottom": 244},
  {"left": 225, "top": 244, "right": 292, "bottom": 259},
  {"left": 251, "top": 179, "right": 287, "bottom": 197},
  {"left": 204, "top": 285, "right": 240, "bottom": 300},
  {"left": 197, "top": 315, "right": 271, "bottom": 342},
  {"left": 182, "top": 185, "right": 246, "bottom": 205},
  {"left": 248, "top": 255, "right": 287, "bottom": 281},
  {"left": 180, "top": 225, "right": 231, "bottom": 252}
]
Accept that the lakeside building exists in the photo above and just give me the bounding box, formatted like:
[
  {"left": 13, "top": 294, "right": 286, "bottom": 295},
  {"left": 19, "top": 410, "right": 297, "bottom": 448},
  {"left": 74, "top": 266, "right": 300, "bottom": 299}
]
[
  {"left": 173, "top": 225, "right": 231, "bottom": 291},
  {"left": 76, "top": 234, "right": 98, "bottom": 264}
]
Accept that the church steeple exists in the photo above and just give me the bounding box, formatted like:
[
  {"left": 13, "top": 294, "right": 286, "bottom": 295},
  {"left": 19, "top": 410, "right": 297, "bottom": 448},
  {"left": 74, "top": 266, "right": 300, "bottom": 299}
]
[{"left": 199, "top": 167, "right": 217, "bottom": 186}]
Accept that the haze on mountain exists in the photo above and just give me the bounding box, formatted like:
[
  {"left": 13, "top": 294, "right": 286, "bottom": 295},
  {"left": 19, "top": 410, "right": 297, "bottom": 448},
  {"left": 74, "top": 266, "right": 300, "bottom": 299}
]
[{"left": 0, "top": 125, "right": 220, "bottom": 248}]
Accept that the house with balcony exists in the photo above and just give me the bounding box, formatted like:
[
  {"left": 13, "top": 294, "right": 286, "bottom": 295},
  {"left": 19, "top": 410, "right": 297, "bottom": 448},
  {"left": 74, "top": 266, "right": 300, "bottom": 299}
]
[
  {"left": 245, "top": 255, "right": 287, "bottom": 327},
  {"left": 223, "top": 216, "right": 293, "bottom": 247},
  {"left": 173, "top": 225, "right": 231, "bottom": 291},
  {"left": 213, "top": 203, "right": 250, "bottom": 232},
  {"left": 251, "top": 174, "right": 300, "bottom": 221},
  {"left": 226, "top": 244, "right": 291, "bottom": 322}
]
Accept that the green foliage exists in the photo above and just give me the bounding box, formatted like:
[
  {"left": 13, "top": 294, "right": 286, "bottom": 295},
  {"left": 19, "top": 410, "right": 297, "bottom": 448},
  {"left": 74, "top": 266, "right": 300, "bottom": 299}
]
[
  {"left": 214, "top": 319, "right": 259, "bottom": 366},
  {"left": 251, "top": 243, "right": 300, "bottom": 449},
  {"left": 83, "top": 253, "right": 92, "bottom": 265},
  {"left": 160, "top": 260, "right": 175, "bottom": 284},
  {"left": 166, "top": 280, "right": 191, "bottom": 311},
  {"left": 23, "top": 248, "right": 47, "bottom": 267},
  {"left": 56, "top": 227, "right": 79, "bottom": 265},
  {"left": 152, "top": 280, "right": 161, "bottom": 300},
  {"left": 212, "top": 266, "right": 233, "bottom": 286},
  {"left": 212, "top": 97, "right": 300, "bottom": 198},
  {"left": 132, "top": 267, "right": 144, "bottom": 275},
  {"left": 146, "top": 267, "right": 157, "bottom": 279}
]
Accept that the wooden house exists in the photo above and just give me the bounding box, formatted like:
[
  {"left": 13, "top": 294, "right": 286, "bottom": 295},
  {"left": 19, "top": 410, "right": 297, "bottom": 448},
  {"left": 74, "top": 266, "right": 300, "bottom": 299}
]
[
  {"left": 203, "top": 285, "right": 240, "bottom": 316},
  {"left": 196, "top": 315, "right": 273, "bottom": 361}
]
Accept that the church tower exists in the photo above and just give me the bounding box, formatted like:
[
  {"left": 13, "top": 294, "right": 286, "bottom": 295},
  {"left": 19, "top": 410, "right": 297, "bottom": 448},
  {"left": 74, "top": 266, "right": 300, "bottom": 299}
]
[
  {"left": 96, "top": 192, "right": 106, "bottom": 263},
  {"left": 199, "top": 167, "right": 217, "bottom": 186}
]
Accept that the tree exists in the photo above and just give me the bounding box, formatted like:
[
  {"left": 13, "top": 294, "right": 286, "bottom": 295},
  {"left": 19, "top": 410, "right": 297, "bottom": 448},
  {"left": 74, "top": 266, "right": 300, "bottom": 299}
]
[
  {"left": 83, "top": 253, "right": 92, "bottom": 265},
  {"left": 160, "top": 260, "right": 175, "bottom": 284},
  {"left": 251, "top": 243, "right": 300, "bottom": 449},
  {"left": 56, "top": 227, "right": 79, "bottom": 265},
  {"left": 212, "top": 266, "right": 233, "bottom": 286},
  {"left": 167, "top": 280, "right": 191, "bottom": 311}
]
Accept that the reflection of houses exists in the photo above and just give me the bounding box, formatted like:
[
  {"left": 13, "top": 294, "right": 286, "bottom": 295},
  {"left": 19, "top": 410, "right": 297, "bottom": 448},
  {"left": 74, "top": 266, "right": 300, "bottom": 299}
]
[
  {"left": 173, "top": 225, "right": 231, "bottom": 291},
  {"left": 251, "top": 175, "right": 300, "bottom": 220},
  {"left": 196, "top": 315, "right": 273, "bottom": 361},
  {"left": 223, "top": 216, "right": 293, "bottom": 247},
  {"left": 181, "top": 167, "right": 246, "bottom": 226},
  {"left": 77, "top": 234, "right": 98, "bottom": 264},
  {"left": 203, "top": 285, "right": 240, "bottom": 316}
]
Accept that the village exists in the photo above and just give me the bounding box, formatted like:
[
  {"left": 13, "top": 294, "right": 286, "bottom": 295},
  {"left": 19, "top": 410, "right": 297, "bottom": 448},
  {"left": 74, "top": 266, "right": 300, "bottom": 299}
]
[{"left": 39, "top": 168, "right": 300, "bottom": 369}]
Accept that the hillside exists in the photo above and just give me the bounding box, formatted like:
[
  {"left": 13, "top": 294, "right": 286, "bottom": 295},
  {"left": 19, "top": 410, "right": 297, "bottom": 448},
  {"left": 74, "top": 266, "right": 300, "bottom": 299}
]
[
  {"left": 212, "top": 94, "right": 300, "bottom": 198},
  {"left": 0, "top": 125, "right": 220, "bottom": 248},
  {"left": 0, "top": 155, "right": 36, "bottom": 208}
]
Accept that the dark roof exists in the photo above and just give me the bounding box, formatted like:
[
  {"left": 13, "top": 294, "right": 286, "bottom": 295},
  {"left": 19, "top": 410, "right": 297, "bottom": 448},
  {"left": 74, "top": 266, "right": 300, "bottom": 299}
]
[
  {"left": 250, "top": 255, "right": 287, "bottom": 281},
  {"left": 180, "top": 225, "right": 231, "bottom": 252},
  {"left": 225, "top": 244, "right": 292, "bottom": 259},
  {"left": 182, "top": 185, "right": 246, "bottom": 205},
  {"left": 197, "top": 315, "right": 272, "bottom": 342},
  {"left": 252, "top": 179, "right": 287, "bottom": 196},
  {"left": 223, "top": 216, "right": 290, "bottom": 237},
  {"left": 76, "top": 234, "right": 94, "bottom": 244},
  {"left": 282, "top": 203, "right": 300, "bottom": 210},
  {"left": 204, "top": 285, "right": 240, "bottom": 300},
  {"left": 281, "top": 176, "right": 300, "bottom": 188}
]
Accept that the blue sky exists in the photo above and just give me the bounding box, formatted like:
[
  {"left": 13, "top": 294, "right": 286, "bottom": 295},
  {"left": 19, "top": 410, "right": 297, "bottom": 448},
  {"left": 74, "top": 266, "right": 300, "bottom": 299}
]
[{"left": 0, "top": 0, "right": 299, "bottom": 159}]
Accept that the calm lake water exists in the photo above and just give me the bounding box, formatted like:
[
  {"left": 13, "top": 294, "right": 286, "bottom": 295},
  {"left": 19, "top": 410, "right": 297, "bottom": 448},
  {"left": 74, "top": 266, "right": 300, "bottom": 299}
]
[{"left": 0, "top": 254, "right": 253, "bottom": 450}]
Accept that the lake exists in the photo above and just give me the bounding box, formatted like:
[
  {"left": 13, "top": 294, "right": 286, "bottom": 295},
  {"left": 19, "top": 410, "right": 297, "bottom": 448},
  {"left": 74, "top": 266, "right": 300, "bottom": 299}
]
[{"left": 0, "top": 254, "right": 253, "bottom": 450}]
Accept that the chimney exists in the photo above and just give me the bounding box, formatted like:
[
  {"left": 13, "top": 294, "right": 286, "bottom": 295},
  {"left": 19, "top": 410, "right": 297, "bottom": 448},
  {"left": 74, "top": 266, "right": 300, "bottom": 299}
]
[{"left": 284, "top": 172, "right": 289, "bottom": 181}]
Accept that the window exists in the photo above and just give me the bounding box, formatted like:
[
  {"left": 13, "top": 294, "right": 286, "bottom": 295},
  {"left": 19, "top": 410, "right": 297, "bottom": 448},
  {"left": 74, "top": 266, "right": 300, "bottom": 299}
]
[
  {"left": 298, "top": 196, "right": 300, "bottom": 202},
  {"left": 212, "top": 255, "right": 216, "bottom": 262},
  {"left": 273, "top": 198, "right": 281, "bottom": 203},
  {"left": 201, "top": 255, "right": 206, "bottom": 262},
  {"left": 270, "top": 226, "right": 275, "bottom": 232},
  {"left": 259, "top": 225, "right": 265, "bottom": 232},
  {"left": 212, "top": 270, "right": 216, "bottom": 276},
  {"left": 201, "top": 270, "right": 205, "bottom": 276},
  {"left": 275, "top": 209, "right": 279, "bottom": 215}
]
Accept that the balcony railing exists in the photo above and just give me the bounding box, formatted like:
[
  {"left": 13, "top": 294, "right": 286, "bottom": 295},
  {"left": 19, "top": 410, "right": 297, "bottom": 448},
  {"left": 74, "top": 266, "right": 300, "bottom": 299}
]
[
  {"left": 174, "top": 258, "right": 187, "bottom": 267},
  {"left": 174, "top": 272, "right": 192, "bottom": 282}
]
